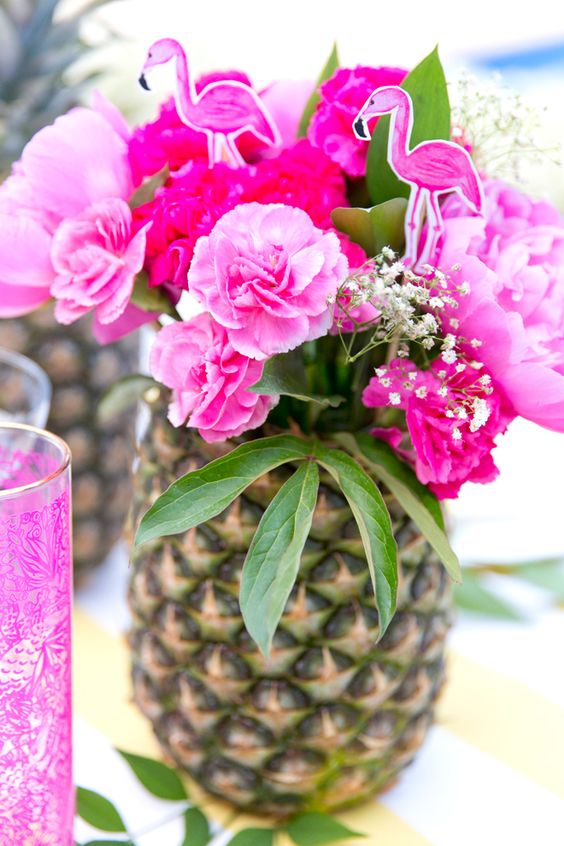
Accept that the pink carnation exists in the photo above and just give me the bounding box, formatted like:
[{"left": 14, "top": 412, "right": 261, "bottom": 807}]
[
  {"left": 363, "top": 359, "right": 513, "bottom": 499},
  {"left": 308, "top": 65, "right": 407, "bottom": 178},
  {"left": 150, "top": 315, "right": 276, "bottom": 442},
  {"left": 51, "top": 198, "right": 149, "bottom": 326},
  {"left": 439, "top": 180, "right": 564, "bottom": 432},
  {"left": 188, "top": 202, "right": 348, "bottom": 359}
]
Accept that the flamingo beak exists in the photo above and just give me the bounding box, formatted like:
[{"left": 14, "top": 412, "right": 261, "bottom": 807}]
[
  {"left": 139, "top": 72, "right": 150, "bottom": 91},
  {"left": 353, "top": 116, "right": 368, "bottom": 140}
]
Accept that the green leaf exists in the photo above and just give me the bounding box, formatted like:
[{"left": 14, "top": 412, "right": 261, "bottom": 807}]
[
  {"left": 226, "top": 829, "right": 275, "bottom": 846},
  {"left": 98, "top": 375, "right": 158, "bottom": 425},
  {"left": 366, "top": 45, "right": 451, "bottom": 205},
  {"left": 241, "top": 461, "right": 319, "bottom": 655},
  {"left": 82, "top": 842, "right": 133, "bottom": 845},
  {"left": 76, "top": 787, "right": 127, "bottom": 833},
  {"left": 136, "top": 435, "right": 312, "bottom": 545},
  {"left": 331, "top": 198, "right": 407, "bottom": 256},
  {"left": 512, "top": 560, "right": 564, "bottom": 600},
  {"left": 286, "top": 812, "right": 365, "bottom": 845},
  {"left": 314, "top": 445, "right": 398, "bottom": 634},
  {"left": 339, "top": 433, "right": 461, "bottom": 583},
  {"left": 130, "top": 272, "right": 177, "bottom": 316},
  {"left": 454, "top": 571, "right": 525, "bottom": 620},
  {"left": 129, "top": 165, "right": 169, "bottom": 209},
  {"left": 182, "top": 807, "right": 211, "bottom": 846},
  {"left": 249, "top": 350, "right": 345, "bottom": 408},
  {"left": 297, "top": 43, "right": 339, "bottom": 138},
  {"left": 117, "top": 749, "right": 187, "bottom": 801}
]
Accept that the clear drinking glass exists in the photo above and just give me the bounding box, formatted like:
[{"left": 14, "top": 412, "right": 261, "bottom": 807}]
[
  {"left": 0, "top": 347, "right": 51, "bottom": 427},
  {"left": 0, "top": 423, "right": 73, "bottom": 845}
]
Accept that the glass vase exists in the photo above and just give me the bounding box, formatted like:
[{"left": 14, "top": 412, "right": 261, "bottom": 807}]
[
  {"left": 0, "top": 423, "right": 73, "bottom": 845},
  {"left": 0, "top": 347, "right": 51, "bottom": 428}
]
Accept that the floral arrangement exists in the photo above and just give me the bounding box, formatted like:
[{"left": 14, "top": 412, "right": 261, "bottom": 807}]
[{"left": 2, "top": 39, "right": 563, "bottom": 644}]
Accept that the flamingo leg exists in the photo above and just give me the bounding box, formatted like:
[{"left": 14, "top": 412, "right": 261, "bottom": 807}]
[
  {"left": 225, "top": 134, "right": 246, "bottom": 168},
  {"left": 417, "top": 191, "right": 443, "bottom": 270},
  {"left": 404, "top": 186, "right": 424, "bottom": 267},
  {"left": 206, "top": 131, "right": 215, "bottom": 168},
  {"left": 214, "top": 134, "right": 226, "bottom": 165}
]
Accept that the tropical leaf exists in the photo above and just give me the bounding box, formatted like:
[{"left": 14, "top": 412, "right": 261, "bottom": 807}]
[
  {"left": 314, "top": 445, "right": 398, "bottom": 634},
  {"left": 136, "top": 435, "right": 312, "bottom": 545},
  {"left": 338, "top": 433, "right": 461, "bottom": 582},
  {"left": 249, "top": 350, "right": 344, "bottom": 408},
  {"left": 240, "top": 461, "right": 319, "bottom": 655},
  {"left": 286, "top": 812, "right": 365, "bottom": 845},
  {"left": 117, "top": 750, "right": 188, "bottom": 801},
  {"left": 297, "top": 43, "right": 339, "bottom": 138},
  {"left": 331, "top": 198, "right": 407, "bottom": 256},
  {"left": 130, "top": 273, "right": 176, "bottom": 316},
  {"left": 182, "top": 807, "right": 211, "bottom": 846},
  {"left": 454, "top": 571, "right": 524, "bottom": 620},
  {"left": 366, "top": 45, "right": 451, "bottom": 205},
  {"left": 226, "top": 829, "right": 275, "bottom": 846},
  {"left": 75, "top": 787, "right": 126, "bottom": 833}
]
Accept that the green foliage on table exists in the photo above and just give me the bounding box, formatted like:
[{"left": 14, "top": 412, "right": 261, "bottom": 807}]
[{"left": 76, "top": 750, "right": 367, "bottom": 845}]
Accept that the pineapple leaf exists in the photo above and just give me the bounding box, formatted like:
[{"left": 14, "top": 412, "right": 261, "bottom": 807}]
[
  {"left": 286, "top": 812, "right": 365, "bottom": 845},
  {"left": 314, "top": 445, "right": 398, "bottom": 635},
  {"left": 75, "top": 787, "right": 127, "bottom": 833},
  {"left": 117, "top": 749, "right": 188, "bottom": 801},
  {"left": 182, "top": 806, "right": 211, "bottom": 846},
  {"left": 136, "top": 435, "right": 313, "bottom": 545},
  {"left": 240, "top": 460, "right": 320, "bottom": 656},
  {"left": 338, "top": 433, "right": 462, "bottom": 582},
  {"left": 249, "top": 349, "right": 345, "bottom": 407},
  {"left": 226, "top": 829, "right": 275, "bottom": 846},
  {"left": 297, "top": 42, "right": 339, "bottom": 138}
]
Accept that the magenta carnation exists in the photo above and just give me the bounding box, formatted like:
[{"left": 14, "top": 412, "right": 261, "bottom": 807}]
[
  {"left": 438, "top": 180, "right": 564, "bottom": 432},
  {"left": 188, "top": 202, "right": 348, "bottom": 359},
  {"left": 150, "top": 315, "right": 276, "bottom": 442},
  {"left": 308, "top": 65, "right": 407, "bottom": 178},
  {"left": 50, "top": 198, "right": 149, "bottom": 326},
  {"left": 134, "top": 162, "right": 251, "bottom": 290},
  {"left": 363, "top": 358, "right": 513, "bottom": 499}
]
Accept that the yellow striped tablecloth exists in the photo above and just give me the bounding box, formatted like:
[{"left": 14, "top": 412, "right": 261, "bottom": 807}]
[{"left": 73, "top": 549, "right": 564, "bottom": 846}]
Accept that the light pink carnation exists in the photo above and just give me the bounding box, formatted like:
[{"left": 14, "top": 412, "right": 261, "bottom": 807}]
[
  {"left": 363, "top": 359, "right": 513, "bottom": 499},
  {"left": 439, "top": 181, "right": 564, "bottom": 432},
  {"left": 150, "top": 315, "right": 277, "bottom": 442},
  {"left": 51, "top": 199, "right": 149, "bottom": 326},
  {"left": 188, "top": 203, "right": 348, "bottom": 359}
]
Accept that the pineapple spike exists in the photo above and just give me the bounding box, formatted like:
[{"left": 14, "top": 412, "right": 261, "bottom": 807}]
[
  {"left": 200, "top": 580, "right": 221, "bottom": 621},
  {"left": 320, "top": 708, "right": 339, "bottom": 739},
  {"left": 320, "top": 646, "right": 339, "bottom": 681}
]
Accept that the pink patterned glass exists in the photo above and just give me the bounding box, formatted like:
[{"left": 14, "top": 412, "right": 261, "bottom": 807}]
[{"left": 0, "top": 423, "right": 72, "bottom": 846}]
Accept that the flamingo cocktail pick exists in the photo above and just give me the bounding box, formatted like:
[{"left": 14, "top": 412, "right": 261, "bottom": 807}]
[
  {"left": 353, "top": 86, "right": 484, "bottom": 268},
  {"left": 139, "top": 38, "right": 281, "bottom": 168}
]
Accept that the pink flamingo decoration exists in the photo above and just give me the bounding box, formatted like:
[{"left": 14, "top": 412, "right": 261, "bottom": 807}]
[
  {"left": 139, "top": 38, "right": 281, "bottom": 167},
  {"left": 353, "top": 86, "right": 484, "bottom": 267}
]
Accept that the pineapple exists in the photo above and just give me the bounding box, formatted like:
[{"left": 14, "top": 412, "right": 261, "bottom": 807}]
[
  {"left": 0, "top": 0, "right": 107, "bottom": 174},
  {"left": 129, "top": 392, "right": 452, "bottom": 816},
  {"left": 0, "top": 307, "right": 138, "bottom": 580}
]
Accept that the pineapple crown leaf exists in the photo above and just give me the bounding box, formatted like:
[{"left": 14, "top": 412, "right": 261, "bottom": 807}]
[{"left": 336, "top": 432, "right": 462, "bottom": 582}]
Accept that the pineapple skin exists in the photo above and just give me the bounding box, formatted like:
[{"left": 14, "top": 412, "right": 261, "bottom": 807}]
[
  {"left": 0, "top": 306, "right": 138, "bottom": 581},
  {"left": 129, "top": 395, "right": 452, "bottom": 816}
]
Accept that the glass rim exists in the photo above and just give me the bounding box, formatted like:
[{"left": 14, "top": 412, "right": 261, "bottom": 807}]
[
  {"left": 0, "top": 345, "right": 52, "bottom": 401},
  {"left": 0, "top": 422, "right": 71, "bottom": 500}
]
